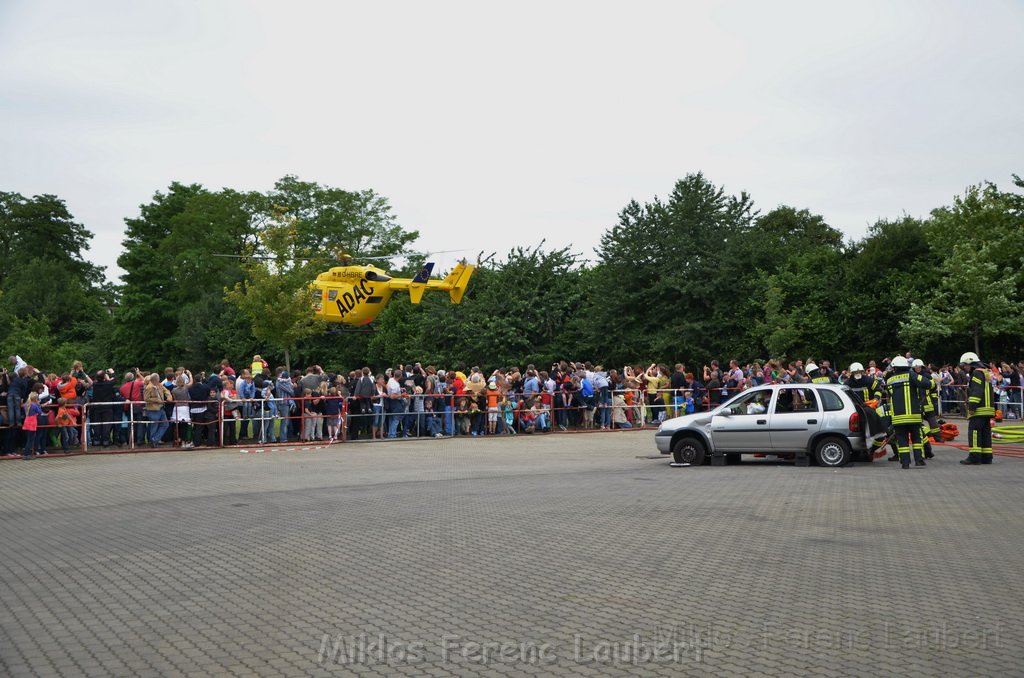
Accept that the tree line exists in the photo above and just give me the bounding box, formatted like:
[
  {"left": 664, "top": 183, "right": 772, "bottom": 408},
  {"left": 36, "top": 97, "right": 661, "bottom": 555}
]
[{"left": 1, "top": 172, "right": 1021, "bottom": 375}]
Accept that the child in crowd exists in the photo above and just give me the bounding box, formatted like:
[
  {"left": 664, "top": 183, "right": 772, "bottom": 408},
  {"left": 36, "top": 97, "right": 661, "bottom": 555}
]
[
  {"left": 530, "top": 396, "right": 549, "bottom": 432},
  {"left": 55, "top": 398, "right": 80, "bottom": 451},
  {"left": 260, "top": 382, "right": 279, "bottom": 444},
  {"left": 683, "top": 390, "right": 695, "bottom": 414},
  {"left": 611, "top": 391, "right": 632, "bottom": 429},
  {"left": 409, "top": 386, "right": 425, "bottom": 437},
  {"left": 301, "top": 388, "right": 317, "bottom": 442},
  {"left": 171, "top": 375, "right": 194, "bottom": 448},
  {"left": 423, "top": 395, "right": 443, "bottom": 438},
  {"left": 219, "top": 379, "right": 238, "bottom": 446},
  {"left": 372, "top": 375, "right": 386, "bottom": 440},
  {"left": 310, "top": 383, "right": 326, "bottom": 441},
  {"left": 486, "top": 379, "right": 500, "bottom": 435},
  {"left": 456, "top": 397, "right": 471, "bottom": 435},
  {"left": 22, "top": 392, "right": 43, "bottom": 459},
  {"left": 468, "top": 399, "right": 481, "bottom": 436},
  {"left": 323, "top": 386, "right": 342, "bottom": 443},
  {"left": 519, "top": 403, "right": 536, "bottom": 433},
  {"left": 500, "top": 396, "right": 516, "bottom": 435}
]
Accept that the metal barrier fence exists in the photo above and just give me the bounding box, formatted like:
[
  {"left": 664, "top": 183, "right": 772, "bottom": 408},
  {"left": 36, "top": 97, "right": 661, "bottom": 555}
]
[{"left": 2, "top": 384, "right": 1021, "bottom": 458}]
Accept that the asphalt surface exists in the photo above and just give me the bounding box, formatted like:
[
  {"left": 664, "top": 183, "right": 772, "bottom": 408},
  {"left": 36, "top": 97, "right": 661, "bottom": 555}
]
[{"left": 1, "top": 431, "right": 1022, "bottom": 677}]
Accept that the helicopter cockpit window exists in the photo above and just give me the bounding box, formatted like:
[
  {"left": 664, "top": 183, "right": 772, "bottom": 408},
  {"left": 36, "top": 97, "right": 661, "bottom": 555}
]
[{"left": 328, "top": 290, "right": 337, "bottom": 302}]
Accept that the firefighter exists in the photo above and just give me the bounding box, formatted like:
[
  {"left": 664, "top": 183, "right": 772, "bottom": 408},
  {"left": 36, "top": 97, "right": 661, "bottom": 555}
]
[
  {"left": 885, "top": 355, "right": 931, "bottom": 469},
  {"left": 846, "top": 362, "right": 889, "bottom": 459},
  {"left": 805, "top": 362, "right": 832, "bottom": 385},
  {"left": 959, "top": 351, "right": 995, "bottom": 465},
  {"left": 846, "top": 362, "right": 882, "bottom": 401},
  {"left": 912, "top": 359, "right": 940, "bottom": 459}
]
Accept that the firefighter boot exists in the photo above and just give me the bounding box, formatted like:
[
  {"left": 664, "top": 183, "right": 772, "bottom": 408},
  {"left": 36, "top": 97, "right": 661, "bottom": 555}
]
[
  {"left": 960, "top": 453, "right": 981, "bottom": 465},
  {"left": 899, "top": 452, "right": 911, "bottom": 469}
]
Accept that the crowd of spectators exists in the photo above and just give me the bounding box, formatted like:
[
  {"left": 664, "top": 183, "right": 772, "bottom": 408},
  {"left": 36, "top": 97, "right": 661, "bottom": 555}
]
[{"left": 2, "top": 352, "right": 1022, "bottom": 458}]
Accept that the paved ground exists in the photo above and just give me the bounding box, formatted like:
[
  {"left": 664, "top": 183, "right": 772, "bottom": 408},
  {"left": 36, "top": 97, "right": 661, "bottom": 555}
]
[{"left": 1, "top": 432, "right": 1022, "bottom": 677}]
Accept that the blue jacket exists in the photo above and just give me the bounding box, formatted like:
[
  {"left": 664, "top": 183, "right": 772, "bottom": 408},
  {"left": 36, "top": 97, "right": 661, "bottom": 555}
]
[
  {"left": 9, "top": 376, "right": 29, "bottom": 400},
  {"left": 523, "top": 376, "right": 540, "bottom": 396},
  {"left": 237, "top": 379, "right": 256, "bottom": 400},
  {"left": 580, "top": 378, "right": 594, "bottom": 398},
  {"left": 276, "top": 377, "right": 294, "bottom": 410}
]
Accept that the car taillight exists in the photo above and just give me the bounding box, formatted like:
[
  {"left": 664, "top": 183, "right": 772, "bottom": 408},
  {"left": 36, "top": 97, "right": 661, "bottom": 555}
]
[{"left": 849, "top": 412, "right": 861, "bottom": 432}]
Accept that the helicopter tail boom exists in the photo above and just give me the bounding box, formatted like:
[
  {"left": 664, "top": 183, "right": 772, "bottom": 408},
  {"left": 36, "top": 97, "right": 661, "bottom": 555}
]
[{"left": 389, "top": 261, "right": 476, "bottom": 304}]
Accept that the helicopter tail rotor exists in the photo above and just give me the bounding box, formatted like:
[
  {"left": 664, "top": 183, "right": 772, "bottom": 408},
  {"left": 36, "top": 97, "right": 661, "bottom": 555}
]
[{"left": 443, "top": 261, "right": 476, "bottom": 304}]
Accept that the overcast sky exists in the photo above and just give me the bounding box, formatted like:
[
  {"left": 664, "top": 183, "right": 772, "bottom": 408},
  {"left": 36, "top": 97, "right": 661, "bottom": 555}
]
[{"left": 2, "top": 0, "right": 1021, "bottom": 281}]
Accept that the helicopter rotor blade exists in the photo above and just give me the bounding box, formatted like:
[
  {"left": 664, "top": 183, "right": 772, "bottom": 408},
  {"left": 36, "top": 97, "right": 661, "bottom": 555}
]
[
  {"left": 213, "top": 253, "right": 348, "bottom": 262},
  {"left": 211, "top": 253, "right": 279, "bottom": 261},
  {"left": 353, "top": 249, "right": 469, "bottom": 261},
  {"left": 213, "top": 248, "right": 474, "bottom": 264}
]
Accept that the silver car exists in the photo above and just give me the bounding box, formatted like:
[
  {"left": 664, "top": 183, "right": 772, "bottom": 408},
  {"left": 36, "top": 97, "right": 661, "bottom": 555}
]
[{"left": 654, "top": 384, "right": 869, "bottom": 467}]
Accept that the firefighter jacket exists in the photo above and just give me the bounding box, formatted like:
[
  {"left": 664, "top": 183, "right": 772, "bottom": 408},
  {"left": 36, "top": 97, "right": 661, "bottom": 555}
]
[
  {"left": 808, "top": 368, "right": 832, "bottom": 384},
  {"left": 920, "top": 372, "right": 939, "bottom": 414},
  {"left": 846, "top": 374, "right": 882, "bottom": 403},
  {"left": 885, "top": 369, "right": 930, "bottom": 425},
  {"left": 967, "top": 366, "right": 996, "bottom": 418}
]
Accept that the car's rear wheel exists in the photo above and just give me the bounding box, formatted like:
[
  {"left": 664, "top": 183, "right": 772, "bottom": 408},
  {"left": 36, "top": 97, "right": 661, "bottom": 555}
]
[
  {"left": 814, "top": 437, "right": 851, "bottom": 467},
  {"left": 672, "top": 437, "right": 706, "bottom": 465}
]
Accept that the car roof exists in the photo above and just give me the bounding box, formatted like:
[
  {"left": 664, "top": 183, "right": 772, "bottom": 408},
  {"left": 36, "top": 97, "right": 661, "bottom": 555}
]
[{"left": 749, "top": 383, "right": 847, "bottom": 391}]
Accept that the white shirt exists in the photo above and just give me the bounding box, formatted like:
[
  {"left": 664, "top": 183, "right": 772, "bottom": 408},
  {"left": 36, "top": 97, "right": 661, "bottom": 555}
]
[
  {"left": 12, "top": 355, "right": 27, "bottom": 374},
  {"left": 386, "top": 377, "right": 402, "bottom": 398}
]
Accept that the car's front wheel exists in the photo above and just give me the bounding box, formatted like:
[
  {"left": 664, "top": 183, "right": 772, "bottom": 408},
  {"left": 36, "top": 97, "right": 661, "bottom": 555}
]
[
  {"left": 672, "top": 437, "right": 707, "bottom": 465},
  {"left": 814, "top": 437, "right": 851, "bottom": 467}
]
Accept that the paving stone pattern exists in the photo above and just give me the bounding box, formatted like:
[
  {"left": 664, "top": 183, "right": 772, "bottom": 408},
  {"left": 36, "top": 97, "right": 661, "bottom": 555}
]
[{"left": 1, "top": 434, "right": 1022, "bottom": 677}]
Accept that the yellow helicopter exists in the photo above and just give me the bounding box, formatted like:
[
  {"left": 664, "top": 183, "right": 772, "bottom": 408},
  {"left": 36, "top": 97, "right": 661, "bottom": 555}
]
[{"left": 310, "top": 254, "right": 476, "bottom": 326}]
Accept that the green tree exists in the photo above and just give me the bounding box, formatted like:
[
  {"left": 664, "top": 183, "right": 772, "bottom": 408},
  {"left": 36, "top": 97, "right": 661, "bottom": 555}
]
[
  {"left": 114, "top": 183, "right": 254, "bottom": 369},
  {"left": 225, "top": 217, "right": 324, "bottom": 373},
  {"left": 2, "top": 315, "right": 79, "bottom": 372},
  {"left": 752, "top": 244, "right": 848, "bottom": 359},
  {"left": 366, "top": 245, "right": 584, "bottom": 369},
  {"left": 738, "top": 207, "right": 849, "bottom": 360},
  {"left": 228, "top": 177, "right": 418, "bottom": 372},
  {"left": 840, "top": 216, "right": 937, "bottom": 361},
  {"left": 899, "top": 181, "right": 1024, "bottom": 356},
  {"left": 115, "top": 183, "right": 209, "bottom": 366},
  {"left": 581, "top": 173, "right": 757, "bottom": 365},
  {"left": 265, "top": 175, "right": 417, "bottom": 259},
  {"left": 0, "top": 192, "right": 112, "bottom": 370}
]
